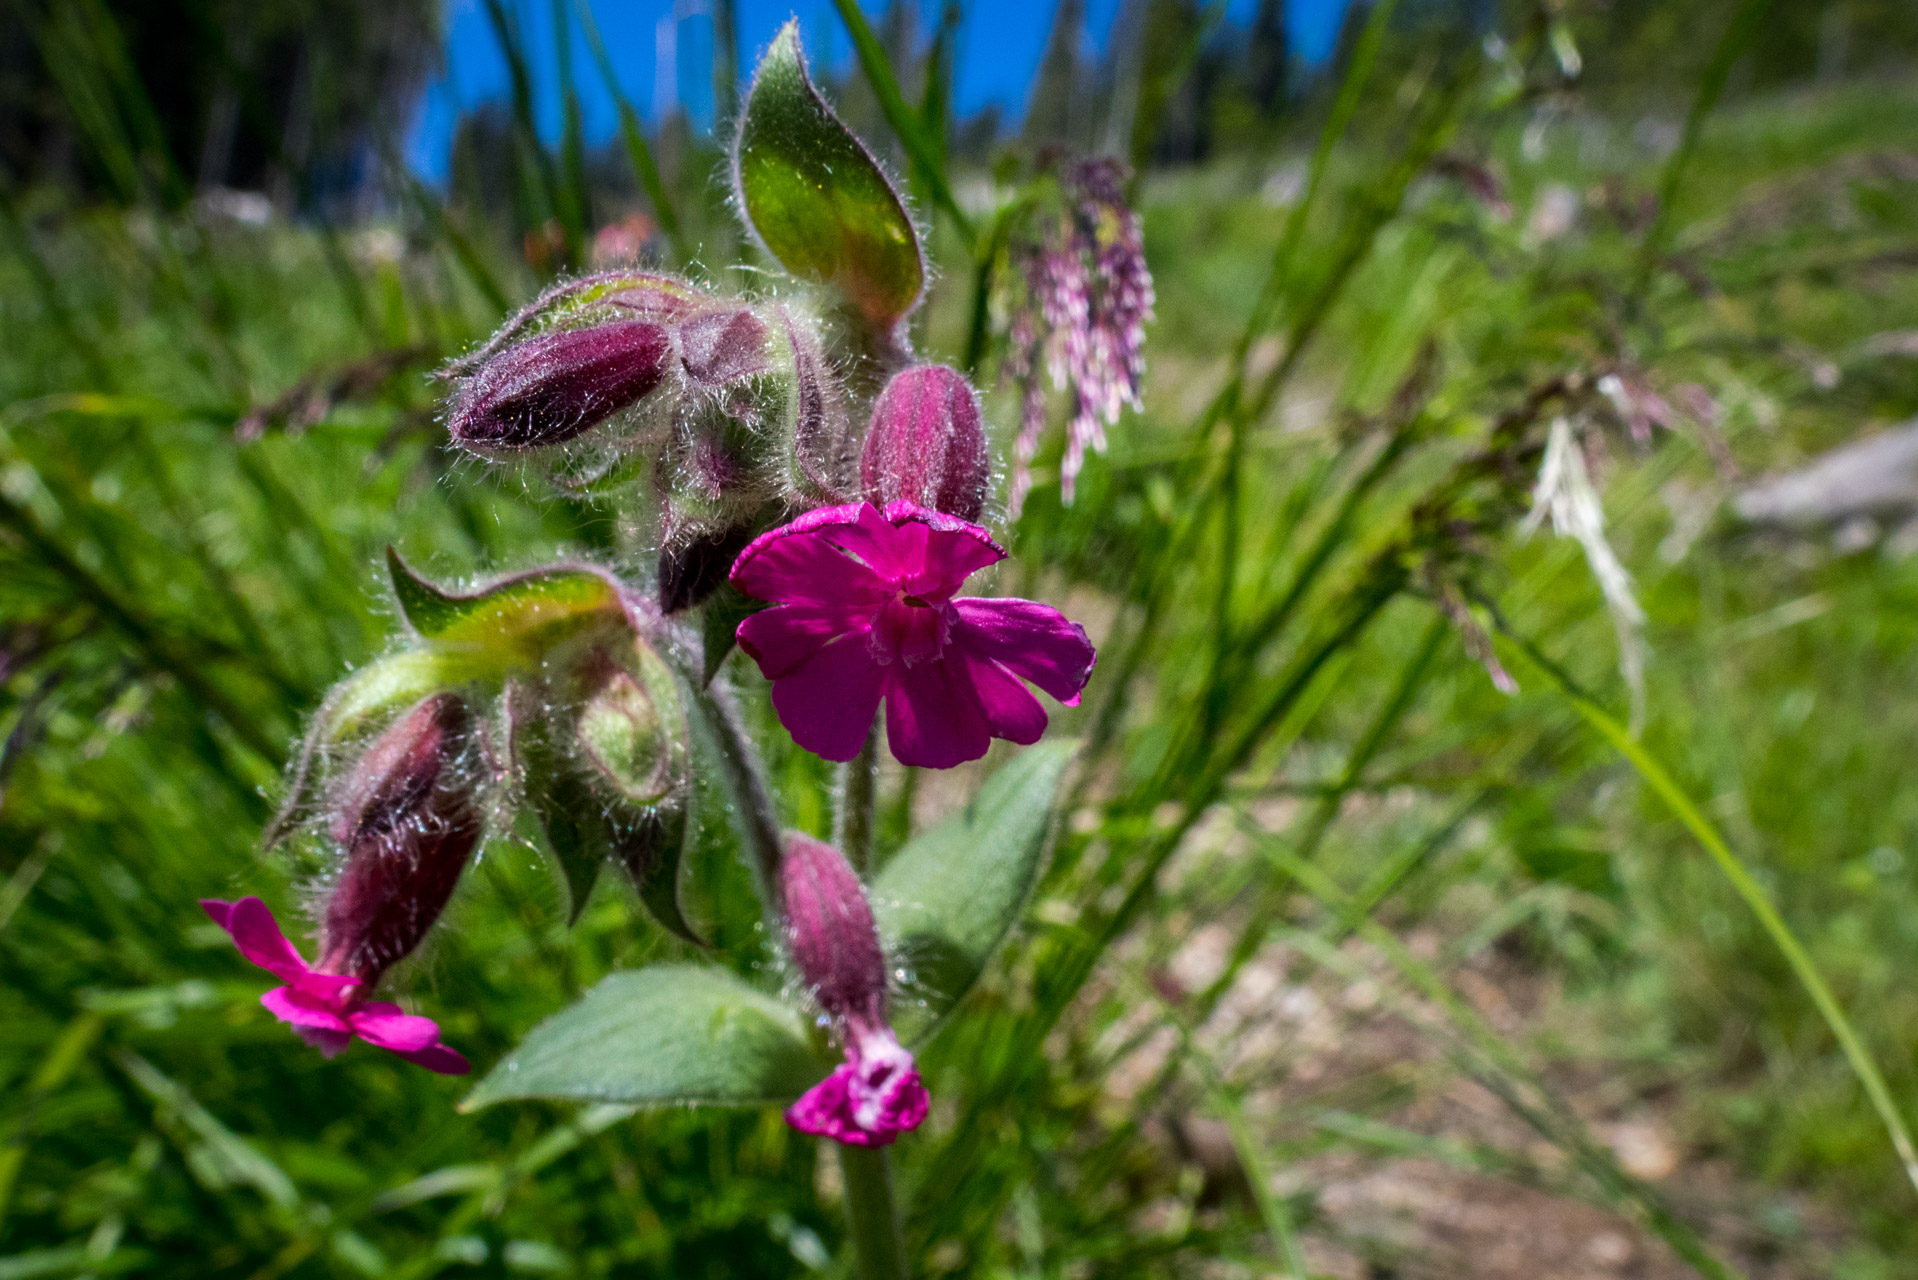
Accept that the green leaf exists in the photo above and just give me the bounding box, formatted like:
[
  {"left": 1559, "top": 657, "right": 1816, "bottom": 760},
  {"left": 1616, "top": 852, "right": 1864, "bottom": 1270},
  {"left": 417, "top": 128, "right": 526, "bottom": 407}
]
[
  {"left": 734, "top": 21, "right": 923, "bottom": 326},
  {"left": 385, "top": 548, "right": 625, "bottom": 672},
  {"left": 462, "top": 966, "right": 823, "bottom": 1111},
  {"left": 871, "top": 739, "right": 1078, "bottom": 1044}
]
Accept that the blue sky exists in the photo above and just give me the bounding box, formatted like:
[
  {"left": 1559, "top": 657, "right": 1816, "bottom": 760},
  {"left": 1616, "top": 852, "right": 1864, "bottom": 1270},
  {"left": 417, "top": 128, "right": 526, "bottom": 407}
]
[{"left": 407, "top": 0, "right": 1354, "bottom": 180}]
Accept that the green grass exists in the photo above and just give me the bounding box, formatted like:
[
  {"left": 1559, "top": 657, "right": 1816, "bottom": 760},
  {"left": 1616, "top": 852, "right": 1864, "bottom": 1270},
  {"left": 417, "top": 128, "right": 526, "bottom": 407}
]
[{"left": 4, "top": 15, "right": 1918, "bottom": 1279}]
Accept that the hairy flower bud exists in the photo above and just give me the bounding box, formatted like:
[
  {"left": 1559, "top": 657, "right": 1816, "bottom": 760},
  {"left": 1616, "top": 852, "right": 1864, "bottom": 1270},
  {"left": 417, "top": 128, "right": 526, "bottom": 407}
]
[
  {"left": 861, "top": 365, "right": 990, "bottom": 521},
  {"left": 449, "top": 320, "right": 674, "bottom": 452},
  {"left": 679, "top": 307, "right": 775, "bottom": 389},
  {"left": 576, "top": 640, "right": 688, "bottom": 805},
  {"left": 319, "top": 693, "right": 481, "bottom": 984},
  {"left": 781, "top": 833, "right": 886, "bottom": 1026}
]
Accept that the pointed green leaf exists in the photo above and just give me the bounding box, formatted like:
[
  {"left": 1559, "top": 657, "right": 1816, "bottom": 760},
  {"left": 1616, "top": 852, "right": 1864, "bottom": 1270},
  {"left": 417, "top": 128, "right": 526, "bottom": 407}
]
[
  {"left": 462, "top": 966, "right": 823, "bottom": 1110},
  {"left": 734, "top": 21, "right": 923, "bottom": 326},
  {"left": 871, "top": 739, "right": 1078, "bottom": 1044},
  {"left": 386, "top": 548, "right": 626, "bottom": 671}
]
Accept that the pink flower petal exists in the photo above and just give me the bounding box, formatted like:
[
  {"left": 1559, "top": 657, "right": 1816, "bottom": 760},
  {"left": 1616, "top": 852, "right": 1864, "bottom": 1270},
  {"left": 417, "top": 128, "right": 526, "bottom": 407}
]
[
  {"left": 784, "top": 1045, "right": 930, "bottom": 1146},
  {"left": 767, "top": 635, "right": 888, "bottom": 762},
  {"left": 886, "top": 507, "right": 1004, "bottom": 596},
  {"left": 731, "top": 504, "right": 894, "bottom": 606},
  {"left": 961, "top": 653, "right": 1049, "bottom": 746},
  {"left": 347, "top": 1002, "right": 444, "bottom": 1053},
  {"left": 737, "top": 603, "right": 869, "bottom": 679},
  {"left": 884, "top": 657, "right": 990, "bottom": 769},
  {"left": 261, "top": 986, "right": 352, "bottom": 1033},
  {"left": 950, "top": 598, "right": 1097, "bottom": 704},
  {"left": 203, "top": 897, "right": 313, "bottom": 984},
  {"left": 391, "top": 1043, "right": 472, "bottom": 1075},
  {"left": 292, "top": 1024, "right": 355, "bottom": 1057},
  {"left": 786, "top": 1064, "right": 872, "bottom": 1144}
]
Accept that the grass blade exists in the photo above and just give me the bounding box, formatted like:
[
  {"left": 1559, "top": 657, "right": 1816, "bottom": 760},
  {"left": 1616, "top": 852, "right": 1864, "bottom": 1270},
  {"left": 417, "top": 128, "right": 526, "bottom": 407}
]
[
  {"left": 1503, "top": 627, "right": 1918, "bottom": 1196},
  {"left": 827, "top": 0, "right": 976, "bottom": 244}
]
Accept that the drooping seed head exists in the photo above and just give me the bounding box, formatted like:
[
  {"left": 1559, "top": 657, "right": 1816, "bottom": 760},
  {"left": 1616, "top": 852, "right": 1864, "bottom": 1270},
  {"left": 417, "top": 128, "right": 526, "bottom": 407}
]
[
  {"left": 318, "top": 693, "right": 482, "bottom": 985},
  {"left": 861, "top": 365, "right": 990, "bottom": 522},
  {"left": 780, "top": 833, "right": 886, "bottom": 1028}
]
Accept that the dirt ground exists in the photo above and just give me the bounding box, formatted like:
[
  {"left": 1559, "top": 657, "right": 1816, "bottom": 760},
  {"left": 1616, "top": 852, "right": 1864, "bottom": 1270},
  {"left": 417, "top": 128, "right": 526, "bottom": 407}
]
[{"left": 1095, "top": 915, "right": 1862, "bottom": 1279}]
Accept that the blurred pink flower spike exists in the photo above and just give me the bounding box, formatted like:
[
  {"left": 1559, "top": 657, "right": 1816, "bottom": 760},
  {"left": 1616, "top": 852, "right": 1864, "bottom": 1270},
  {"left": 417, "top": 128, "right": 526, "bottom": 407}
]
[
  {"left": 779, "top": 834, "right": 929, "bottom": 1146},
  {"left": 730, "top": 501, "right": 1097, "bottom": 769},
  {"left": 200, "top": 897, "right": 469, "bottom": 1075}
]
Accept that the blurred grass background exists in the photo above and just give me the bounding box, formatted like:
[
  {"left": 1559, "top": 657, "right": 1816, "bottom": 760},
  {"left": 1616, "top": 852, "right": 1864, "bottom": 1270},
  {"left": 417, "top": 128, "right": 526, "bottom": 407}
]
[{"left": 4, "top": 0, "right": 1918, "bottom": 1276}]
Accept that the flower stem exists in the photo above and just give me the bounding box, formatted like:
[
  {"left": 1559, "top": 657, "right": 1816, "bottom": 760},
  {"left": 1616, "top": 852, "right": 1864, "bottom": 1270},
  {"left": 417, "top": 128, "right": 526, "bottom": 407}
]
[
  {"left": 684, "top": 675, "right": 785, "bottom": 907},
  {"left": 838, "top": 1144, "right": 909, "bottom": 1280},
  {"left": 835, "top": 726, "right": 880, "bottom": 873}
]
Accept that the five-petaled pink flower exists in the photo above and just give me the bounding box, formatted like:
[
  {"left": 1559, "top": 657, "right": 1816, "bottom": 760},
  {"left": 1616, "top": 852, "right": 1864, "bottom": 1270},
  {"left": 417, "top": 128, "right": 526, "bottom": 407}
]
[
  {"left": 201, "top": 897, "right": 469, "bottom": 1075},
  {"left": 730, "top": 501, "right": 1096, "bottom": 768}
]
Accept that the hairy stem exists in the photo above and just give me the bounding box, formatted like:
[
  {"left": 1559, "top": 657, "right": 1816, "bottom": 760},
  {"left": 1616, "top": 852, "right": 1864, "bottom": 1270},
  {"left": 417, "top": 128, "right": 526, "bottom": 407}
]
[
  {"left": 839, "top": 1144, "right": 909, "bottom": 1280},
  {"left": 835, "top": 725, "right": 880, "bottom": 873},
  {"left": 686, "top": 676, "right": 786, "bottom": 909}
]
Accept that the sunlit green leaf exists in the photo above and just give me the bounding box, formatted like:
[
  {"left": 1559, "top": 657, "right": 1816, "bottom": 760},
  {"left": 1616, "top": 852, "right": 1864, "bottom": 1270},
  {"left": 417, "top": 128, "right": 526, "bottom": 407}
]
[
  {"left": 872, "top": 739, "right": 1078, "bottom": 1044},
  {"left": 733, "top": 20, "right": 923, "bottom": 326},
  {"left": 463, "top": 966, "right": 823, "bottom": 1110}
]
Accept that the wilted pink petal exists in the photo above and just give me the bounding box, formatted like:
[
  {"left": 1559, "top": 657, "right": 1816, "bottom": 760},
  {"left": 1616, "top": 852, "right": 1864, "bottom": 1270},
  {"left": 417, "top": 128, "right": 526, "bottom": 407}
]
[
  {"left": 347, "top": 1004, "right": 445, "bottom": 1053},
  {"left": 260, "top": 986, "right": 354, "bottom": 1032},
  {"left": 959, "top": 652, "right": 1049, "bottom": 746},
  {"left": 201, "top": 896, "right": 468, "bottom": 1074},
  {"left": 731, "top": 503, "right": 1094, "bottom": 768},
  {"left": 391, "top": 1043, "right": 472, "bottom": 1075},
  {"left": 203, "top": 897, "right": 311, "bottom": 984}
]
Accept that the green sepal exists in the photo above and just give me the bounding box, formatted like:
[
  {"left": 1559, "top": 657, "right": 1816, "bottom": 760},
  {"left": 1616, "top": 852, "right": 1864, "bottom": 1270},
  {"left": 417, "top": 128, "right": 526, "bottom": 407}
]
[
  {"left": 872, "top": 739, "right": 1078, "bottom": 1045},
  {"left": 699, "top": 583, "right": 766, "bottom": 686},
  {"left": 461, "top": 965, "right": 824, "bottom": 1111},
  {"left": 263, "top": 650, "right": 452, "bottom": 848},
  {"left": 618, "top": 802, "right": 701, "bottom": 947},
  {"left": 386, "top": 548, "right": 627, "bottom": 674},
  {"left": 519, "top": 710, "right": 609, "bottom": 926},
  {"left": 734, "top": 21, "right": 924, "bottom": 326}
]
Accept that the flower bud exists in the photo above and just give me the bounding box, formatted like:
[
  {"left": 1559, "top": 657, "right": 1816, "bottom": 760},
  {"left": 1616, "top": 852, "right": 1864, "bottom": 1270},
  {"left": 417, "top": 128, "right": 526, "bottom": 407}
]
[
  {"left": 679, "top": 307, "right": 775, "bottom": 389},
  {"left": 861, "top": 365, "right": 991, "bottom": 521},
  {"left": 449, "top": 320, "right": 674, "bottom": 452},
  {"left": 575, "top": 644, "right": 686, "bottom": 807},
  {"left": 781, "top": 833, "right": 885, "bottom": 1027},
  {"left": 319, "top": 693, "right": 482, "bottom": 984},
  {"left": 657, "top": 521, "right": 756, "bottom": 614}
]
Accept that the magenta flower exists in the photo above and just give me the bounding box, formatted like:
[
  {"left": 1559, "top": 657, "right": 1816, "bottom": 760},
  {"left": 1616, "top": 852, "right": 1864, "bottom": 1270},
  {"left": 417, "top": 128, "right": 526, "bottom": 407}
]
[
  {"left": 730, "top": 501, "right": 1096, "bottom": 769},
  {"left": 201, "top": 897, "right": 469, "bottom": 1075},
  {"left": 781, "top": 834, "right": 929, "bottom": 1146},
  {"left": 787, "top": 1026, "right": 928, "bottom": 1147}
]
